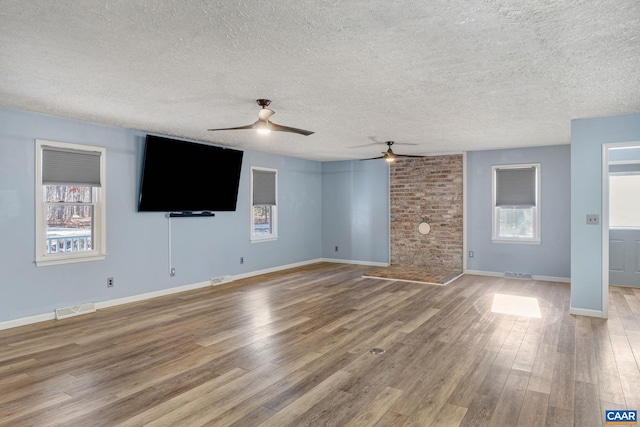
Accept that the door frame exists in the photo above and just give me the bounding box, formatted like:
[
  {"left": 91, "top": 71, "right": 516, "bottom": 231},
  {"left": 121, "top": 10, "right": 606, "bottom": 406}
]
[{"left": 602, "top": 140, "right": 640, "bottom": 319}]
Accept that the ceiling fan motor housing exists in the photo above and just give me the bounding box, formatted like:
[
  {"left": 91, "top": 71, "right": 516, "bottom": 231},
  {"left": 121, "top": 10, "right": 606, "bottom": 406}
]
[{"left": 256, "top": 99, "right": 271, "bottom": 107}]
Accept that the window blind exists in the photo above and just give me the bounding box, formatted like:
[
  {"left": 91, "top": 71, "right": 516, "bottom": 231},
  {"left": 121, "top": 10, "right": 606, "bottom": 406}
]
[
  {"left": 42, "top": 147, "right": 102, "bottom": 186},
  {"left": 252, "top": 169, "right": 276, "bottom": 205},
  {"left": 495, "top": 167, "right": 535, "bottom": 206},
  {"left": 609, "top": 163, "right": 640, "bottom": 174}
]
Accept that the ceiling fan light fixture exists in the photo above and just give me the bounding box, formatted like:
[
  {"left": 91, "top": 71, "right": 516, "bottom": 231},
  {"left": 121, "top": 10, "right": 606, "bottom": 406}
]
[
  {"left": 255, "top": 120, "right": 271, "bottom": 135},
  {"left": 384, "top": 144, "right": 396, "bottom": 162},
  {"left": 361, "top": 140, "right": 424, "bottom": 162}
]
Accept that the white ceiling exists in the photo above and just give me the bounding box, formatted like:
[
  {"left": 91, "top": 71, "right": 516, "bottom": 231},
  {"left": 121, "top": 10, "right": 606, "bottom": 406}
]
[{"left": 1, "top": 0, "right": 639, "bottom": 161}]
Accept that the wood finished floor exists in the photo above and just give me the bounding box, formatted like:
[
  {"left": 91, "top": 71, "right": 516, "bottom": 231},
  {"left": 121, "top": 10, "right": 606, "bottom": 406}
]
[
  {"left": 363, "top": 265, "right": 463, "bottom": 285},
  {"left": 1, "top": 262, "right": 639, "bottom": 426}
]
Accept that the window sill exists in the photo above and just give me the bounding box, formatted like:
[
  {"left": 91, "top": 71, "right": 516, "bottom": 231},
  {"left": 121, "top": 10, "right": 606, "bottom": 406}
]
[
  {"left": 492, "top": 238, "right": 541, "bottom": 245},
  {"left": 35, "top": 253, "right": 106, "bottom": 267},
  {"left": 251, "top": 236, "right": 278, "bottom": 243}
]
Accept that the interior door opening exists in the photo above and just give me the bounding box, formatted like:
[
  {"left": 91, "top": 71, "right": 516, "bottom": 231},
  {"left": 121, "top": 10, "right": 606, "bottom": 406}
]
[{"left": 603, "top": 142, "right": 640, "bottom": 317}]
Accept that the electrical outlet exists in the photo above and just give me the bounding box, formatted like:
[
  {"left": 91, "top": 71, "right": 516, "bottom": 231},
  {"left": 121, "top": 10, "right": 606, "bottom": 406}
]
[
  {"left": 334, "top": 246, "right": 339, "bottom": 252},
  {"left": 469, "top": 251, "right": 474, "bottom": 258},
  {"left": 170, "top": 268, "right": 176, "bottom": 277},
  {"left": 240, "top": 257, "right": 244, "bottom": 264},
  {"left": 586, "top": 214, "right": 600, "bottom": 225},
  {"left": 107, "top": 277, "right": 114, "bottom": 288}
]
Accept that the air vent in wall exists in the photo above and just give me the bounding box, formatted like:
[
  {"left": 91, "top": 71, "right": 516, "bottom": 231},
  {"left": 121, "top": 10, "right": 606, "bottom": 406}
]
[
  {"left": 504, "top": 272, "right": 533, "bottom": 280},
  {"left": 55, "top": 303, "right": 96, "bottom": 320},
  {"left": 210, "top": 275, "right": 232, "bottom": 286}
]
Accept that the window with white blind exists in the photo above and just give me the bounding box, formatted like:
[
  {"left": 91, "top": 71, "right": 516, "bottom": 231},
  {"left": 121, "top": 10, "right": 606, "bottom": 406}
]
[
  {"left": 251, "top": 167, "right": 277, "bottom": 242},
  {"left": 610, "top": 173, "right": 640, "bottom": 228},
  {"left": 35, "top": 140, "right": 106, "bottom": 266},
  {"left": 492, "top": 163, "right": 541, "bottom": 244}
]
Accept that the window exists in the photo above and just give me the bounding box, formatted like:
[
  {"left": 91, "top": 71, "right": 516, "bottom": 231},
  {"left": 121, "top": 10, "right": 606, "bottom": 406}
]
[
  {"left": 251, "top": 167, "right": 277, "bottom": 242},
  {"left": 35, "top": 140, "right": 106, "bottom": 266},
  {"left": 610, "top": 173, "right": 640, "bottom": 228},
  {"left": 492, "top": 163, "right": 540, "bottom": 244}
]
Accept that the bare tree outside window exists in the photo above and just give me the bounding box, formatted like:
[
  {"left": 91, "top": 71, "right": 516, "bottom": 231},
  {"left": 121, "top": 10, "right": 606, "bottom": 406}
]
[
  {"left": 253, "top": 205, "right": 273, "bottom": 235},
  {"left": 44, "top": 185, "right": 94, "bottom": 253}
]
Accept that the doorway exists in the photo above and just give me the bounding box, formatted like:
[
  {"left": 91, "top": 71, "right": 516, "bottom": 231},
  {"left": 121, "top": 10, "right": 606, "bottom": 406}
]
[{"left": 602, "top": 142, "right": 640, "bottom": 317}]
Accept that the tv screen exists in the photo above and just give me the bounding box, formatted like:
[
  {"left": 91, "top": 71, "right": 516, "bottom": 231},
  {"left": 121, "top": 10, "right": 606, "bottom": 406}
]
[{"left": 138, "top": 135, "right": 244, "bottom": 212}]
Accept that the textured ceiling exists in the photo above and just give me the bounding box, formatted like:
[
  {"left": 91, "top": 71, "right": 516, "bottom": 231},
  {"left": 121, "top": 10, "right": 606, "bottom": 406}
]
[{"left": 1, "top": 0, "right": 639, "bottom": 161}]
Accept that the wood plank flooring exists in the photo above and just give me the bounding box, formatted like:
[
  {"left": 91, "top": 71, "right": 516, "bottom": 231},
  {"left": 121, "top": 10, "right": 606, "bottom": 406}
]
[
  {"left": 1, "top": 263, "right": 639, "bottom": 426},
  {"left": 362, "top": 265, "right": 462, "bottom": 286}
]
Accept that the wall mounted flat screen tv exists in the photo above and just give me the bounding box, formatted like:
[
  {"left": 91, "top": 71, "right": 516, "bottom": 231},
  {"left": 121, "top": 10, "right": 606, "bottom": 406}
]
[{"left": 138, "top": 135, "right": 244, "bottom": 212}]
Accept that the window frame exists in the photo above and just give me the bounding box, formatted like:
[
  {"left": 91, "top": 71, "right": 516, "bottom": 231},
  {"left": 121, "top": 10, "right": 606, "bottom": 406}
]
[
  {"left": 491, "top": 163, "right": 541, "bottom": 244},
  {"left": 35, "top": 140, "right": 107, "bottom": 266},
  {"left": 250, "top": 166, "right": 278, "bottom": 243}
]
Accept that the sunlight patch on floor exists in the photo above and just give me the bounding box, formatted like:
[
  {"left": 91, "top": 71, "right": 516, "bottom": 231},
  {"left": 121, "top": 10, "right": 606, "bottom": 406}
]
[{"left": 491, "top": 294, "right": 541, "bottom": 318}]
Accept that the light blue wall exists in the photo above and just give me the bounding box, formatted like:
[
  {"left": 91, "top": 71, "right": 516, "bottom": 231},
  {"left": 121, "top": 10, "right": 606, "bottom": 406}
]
[
  {"left": 321, "top": 160, "right": 389, "bottom": 264},
  {"left": 466, "top": 145, "right": 571, "bottom": 278},
  {"left": 0, "top": 107, "right": 322, "bottom": 323},
  {"left": 571, "top": 113, "right": 640, "bottom": 313},
  {"left": 14, "top": 106, "right": 637, "bottom": 322}
]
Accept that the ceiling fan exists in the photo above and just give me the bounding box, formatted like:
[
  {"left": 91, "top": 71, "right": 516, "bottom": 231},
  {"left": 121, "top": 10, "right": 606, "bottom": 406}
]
[
  {"left": 207, "top": 99, "right": 314, "bottom": 136},
  {"left": 362, "top": 141, "right": 424, "bottom": 162},
  {"left": 351, "top": 136, "right": 419, "bottom": 148}
]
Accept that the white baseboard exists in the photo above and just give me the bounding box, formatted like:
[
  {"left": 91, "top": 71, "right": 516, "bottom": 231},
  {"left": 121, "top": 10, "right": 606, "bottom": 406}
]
[
  {"left": 318, "top": 257, "right": 390, "bottom": 267},
  {"left": 95, "top": 280, "right": 212, "bottom": 310},
  {"left": 0, "top": 258, "right": 389, "bottom": 331},
  {"left": 231, "top": 258, "right": 324, "bottom": 280},
  {"left": 464, "top": 269, "right": 571, "bottom": 283},
  {"left": 531, "top": 274, "right": 571, "bottom": 283},
  {"left": 0, "top": 312, "right": 56, "bottom": 331},
  {"left": 570, "top": 306, "right": 605, "bottom": 318},
  {"left": 461, "top": 270, "right": 503, "bottom": 278}
]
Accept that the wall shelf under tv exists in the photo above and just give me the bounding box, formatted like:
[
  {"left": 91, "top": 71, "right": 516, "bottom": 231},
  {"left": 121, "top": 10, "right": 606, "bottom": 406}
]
[{"left": 166, "top": 212, "right": 215, "bottom": 218}]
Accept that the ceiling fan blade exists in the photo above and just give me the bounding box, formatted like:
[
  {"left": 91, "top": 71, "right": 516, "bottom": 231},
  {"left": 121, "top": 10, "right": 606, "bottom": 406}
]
[
  {"left": 207, "top": 123, "right": 255, "bottom": 132},
  {"left": 395, "top": 154, "right": 425, "bottom": 158},
  {"left": 350, "top": 142, "right": 380, "bottom": 148},
  {"left": 270, "top": 122, "right": 314, "bottom": 136},
  {"left": 367, "top": 137, "right": 419, "bottom": 146},
  {"left": 359, "top": 156, "right": 385, "bottom": 161}
]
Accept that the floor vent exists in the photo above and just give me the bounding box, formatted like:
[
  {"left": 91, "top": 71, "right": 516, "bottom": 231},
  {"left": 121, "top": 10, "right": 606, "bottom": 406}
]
[
  {"left": 55, "top": 303, "right": 96, "bottom": 320},
  {"left": 210, "top": 275, "right": 232, "bottom": 286},
  {"left": 504, "top": 271, "right": 533, "bottom": 280}
]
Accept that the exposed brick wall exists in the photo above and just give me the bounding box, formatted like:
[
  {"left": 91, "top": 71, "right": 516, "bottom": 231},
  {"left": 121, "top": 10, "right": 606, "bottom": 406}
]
[{"left": 390, "top": 154, "right": 463, "bottom": 270}]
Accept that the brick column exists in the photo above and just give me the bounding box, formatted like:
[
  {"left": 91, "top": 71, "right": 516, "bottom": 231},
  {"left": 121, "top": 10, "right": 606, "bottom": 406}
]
[{"left": 390, "top": 154, "right": 463, "bottom": 270}]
